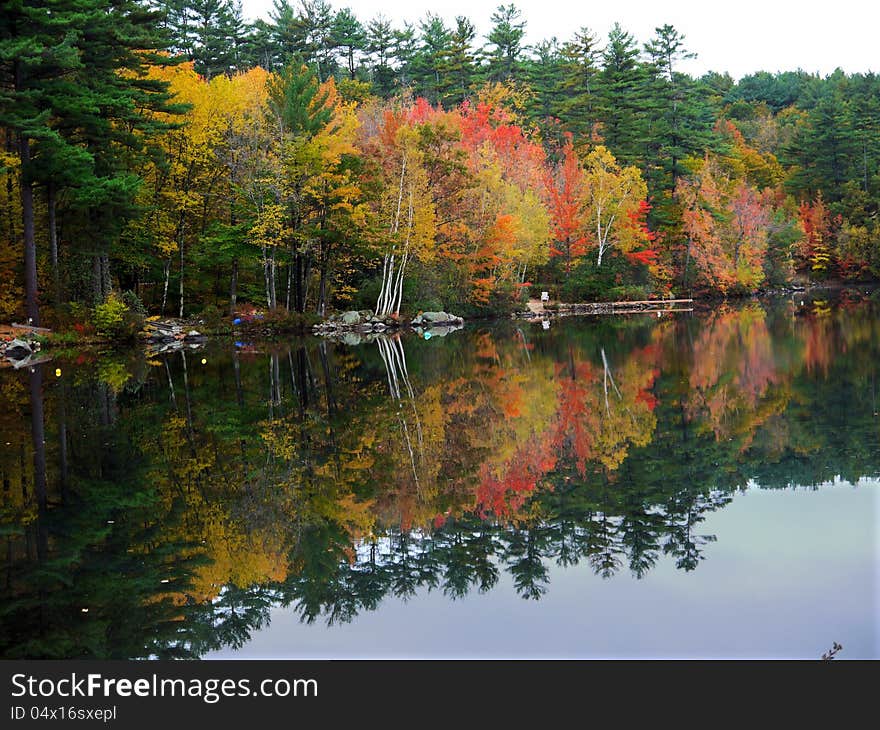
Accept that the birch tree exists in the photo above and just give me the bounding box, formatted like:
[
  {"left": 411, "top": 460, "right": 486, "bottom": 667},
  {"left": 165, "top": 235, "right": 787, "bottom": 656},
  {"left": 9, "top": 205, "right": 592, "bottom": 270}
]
[
  {"left": 373, "top": 124, "right": 435, "bottom": 318},
  {"left": 581, "top": 145, "right": 648, "bottom": 267}
]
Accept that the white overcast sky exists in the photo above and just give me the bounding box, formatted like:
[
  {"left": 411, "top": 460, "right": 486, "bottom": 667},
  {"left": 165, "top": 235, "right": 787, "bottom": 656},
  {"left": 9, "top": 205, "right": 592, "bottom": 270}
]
[{"left": 239, "top": 0, "right": 879, "bottom": 80}]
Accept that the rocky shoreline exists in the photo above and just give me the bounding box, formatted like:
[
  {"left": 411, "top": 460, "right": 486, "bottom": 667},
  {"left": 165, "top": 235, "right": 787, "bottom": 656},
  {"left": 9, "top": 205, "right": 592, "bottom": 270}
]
[
  {"left": 142, "top": 319, "right": 208, "bottom": 356},
  {"left": 312, "top": 310, "right": 464, "bottom": 337}
]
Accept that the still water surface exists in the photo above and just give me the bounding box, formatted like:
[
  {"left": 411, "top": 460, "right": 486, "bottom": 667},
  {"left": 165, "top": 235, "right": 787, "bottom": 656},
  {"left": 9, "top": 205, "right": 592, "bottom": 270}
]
[{"left": 1, "top": 294, "right": 877, "bottom": 658}]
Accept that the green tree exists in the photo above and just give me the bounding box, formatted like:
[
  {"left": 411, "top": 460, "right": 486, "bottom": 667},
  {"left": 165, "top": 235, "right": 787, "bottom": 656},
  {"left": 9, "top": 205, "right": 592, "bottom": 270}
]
[
  {"left": 331, "top": 8, "right": 366, "bottom": 80},
  {"left": 484, "top": 3, "right": 526, "bottom": 83},
  {"left": 596, "top": 23, "right": 650, "bottom": 167},
  {"left": 438, "top": 16, "right": 478, "bottom": 107},
  {"left": 556, "top": 27, "right": 602, "bottom": 141}
]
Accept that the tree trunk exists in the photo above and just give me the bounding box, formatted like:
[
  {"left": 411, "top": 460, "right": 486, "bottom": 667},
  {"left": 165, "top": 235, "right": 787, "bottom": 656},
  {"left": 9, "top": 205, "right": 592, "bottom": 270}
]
[
  {"left": 47, "top": 182, "right": 60, "bottom": 306},
  {"left": 101, "top": 253, "right": 111, "bottom": 299},
  {"left": 318, "top": 260, "right": 327, "bottom": 317},
  {"left": 229, "top": 258, "right": 238, "bottom": 316},
  {"left": 92, "top": 255, "right": 103, "bottom": 305},
  {"left": 19, "top": 135, "right": 39, "bottom": 325},
  {"left": 178, "top": 235, "right": 185, "bottom": 318},
  {"left": 92, "top": 252, "right": 111, "bottom": 304},
  {"left": 28, "top": 366, "right": 47, "bottom": 511},
  {"left": 161, "top": 258, "right": 171, "bottom": 314}
]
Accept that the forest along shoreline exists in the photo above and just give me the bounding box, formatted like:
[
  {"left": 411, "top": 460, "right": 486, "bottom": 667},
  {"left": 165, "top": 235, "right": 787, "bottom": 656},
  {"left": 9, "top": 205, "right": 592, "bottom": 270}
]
[{"left": 3, "top": 281, "right": 865, "bottom": 367}]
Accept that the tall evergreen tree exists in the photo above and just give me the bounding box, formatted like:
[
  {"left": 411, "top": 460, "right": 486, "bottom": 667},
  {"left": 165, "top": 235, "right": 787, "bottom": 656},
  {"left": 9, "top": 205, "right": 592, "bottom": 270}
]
[
  {"left": 597, "top": 23, "right": 650, "bottom": 167},
  {"left": 365, "top": 15, "right": 395, "bottom": 95},
  {"left": 331, "top": 8, "right": 366, "bottom": 80},
  {"left": 557, "top": 27, "right": 602, "bottom": 142},
  {"left": 484, "top": 3, "right": 526, "bottom": 83},
  {"left": 189, "top": 0, "right": 237, "bottom": 78},
  {"left": 526, "top": 38, "right": 564, "bottom": 126},
  {"left": 642, "top": 25, "right": 717, "bottom": 228},
  {"left": 411, "top": 13, "right": 451, "bottom": 104},
  {"left": 438, "top": 16, "right": 478, "bottom": 107},
  {"left": 0, "top": 0, "right": 83, "bottom": 323}
]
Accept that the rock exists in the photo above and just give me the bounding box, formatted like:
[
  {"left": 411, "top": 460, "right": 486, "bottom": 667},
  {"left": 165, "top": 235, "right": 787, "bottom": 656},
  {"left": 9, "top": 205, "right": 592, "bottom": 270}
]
[
  {"left": 5, "top": 339, "right": 32, "bottom": 360},
  {"left": 341, "top": 332, "right": 363, "bottom": 346},
  {"left": 416, "top": 311, "right": 464, "bottom": 325},
  {"left": 187, "top": 330, "right": 202, "bottom": 338},
  {"left": 372, "top": 323, "right": 387, "bottom": 332},
  {"left": 421, "top": 312, "right": 461, "bottom": 324},
  {"left": 420, "top": 324, "right": 462, "bottom": 338},
  {"left": 340, "top": 310, "right": 361, "bottom": 325}
]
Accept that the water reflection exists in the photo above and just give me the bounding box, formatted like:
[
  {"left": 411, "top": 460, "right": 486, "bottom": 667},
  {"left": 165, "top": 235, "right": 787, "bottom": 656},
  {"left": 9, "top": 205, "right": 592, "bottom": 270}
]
[{"left": 1, "top": 292, "right": 879, "bottom": 657}]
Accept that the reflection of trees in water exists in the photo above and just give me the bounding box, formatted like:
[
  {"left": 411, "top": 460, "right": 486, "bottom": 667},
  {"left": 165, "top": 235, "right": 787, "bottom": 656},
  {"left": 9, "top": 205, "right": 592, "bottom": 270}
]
[
  {"left": 377, "top": 335, "right": 425, "bottom": 490},
  {"left": 272, "top": 481, "right": 730, "bottom": 623},
  {"left": 3, "top": 297, "right": 880, "bottom": 656}
]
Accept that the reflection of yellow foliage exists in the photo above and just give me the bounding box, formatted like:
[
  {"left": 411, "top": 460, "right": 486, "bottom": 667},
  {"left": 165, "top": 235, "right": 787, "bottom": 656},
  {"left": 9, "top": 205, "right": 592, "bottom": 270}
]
[
  {"left": 688, "top": 303, "right": 787, "bottom": 442},
  {"left": 97, "top": 360, "right": 131, "bottom": 393}
]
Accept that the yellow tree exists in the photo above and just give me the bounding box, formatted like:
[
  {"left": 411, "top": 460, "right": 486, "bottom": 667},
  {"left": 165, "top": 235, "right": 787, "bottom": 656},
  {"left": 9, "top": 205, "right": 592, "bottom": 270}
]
[
  {"left": 131, "top": 63, "right": 271, "bottom": 315},
  {"left": 373, "top": 121, "right": 436, "bottom": 318},
  {"left": 298, "top": 83, "right": 370, "bottom": 316},
  {"left": 581, "top": 145, "right": 648, "bottom": 267}
]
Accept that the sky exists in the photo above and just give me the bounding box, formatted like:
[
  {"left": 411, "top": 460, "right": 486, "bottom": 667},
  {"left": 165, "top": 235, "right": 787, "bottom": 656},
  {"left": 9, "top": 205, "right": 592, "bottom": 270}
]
[{"left": 238, "top": 0, "right": 879, "bottom": 81}]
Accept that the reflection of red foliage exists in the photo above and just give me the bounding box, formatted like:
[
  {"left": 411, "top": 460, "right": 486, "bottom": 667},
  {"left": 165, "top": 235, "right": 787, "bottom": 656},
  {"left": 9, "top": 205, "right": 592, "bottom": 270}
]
[{"left": 476, "top": 435, "right": 557, "bottom": 520}]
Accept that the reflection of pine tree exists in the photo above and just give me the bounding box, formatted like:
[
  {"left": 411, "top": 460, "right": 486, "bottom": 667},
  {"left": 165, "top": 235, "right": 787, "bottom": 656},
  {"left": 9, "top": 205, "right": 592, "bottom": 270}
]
[
  {"left": 504, "top": 527, "right": 550, "bottom": 600},
  {"left": 386, "top": 531, "right": 421, "bottom": 600},
  {"left": 198, "top": 584, "right": 274, "bottom": 653}
]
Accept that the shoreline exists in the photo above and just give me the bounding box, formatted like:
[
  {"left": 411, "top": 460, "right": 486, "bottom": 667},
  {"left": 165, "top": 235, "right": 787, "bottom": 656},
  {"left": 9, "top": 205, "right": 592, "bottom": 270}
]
[{"left": 3, "top": 281, "right": 876, "bottom": 365}]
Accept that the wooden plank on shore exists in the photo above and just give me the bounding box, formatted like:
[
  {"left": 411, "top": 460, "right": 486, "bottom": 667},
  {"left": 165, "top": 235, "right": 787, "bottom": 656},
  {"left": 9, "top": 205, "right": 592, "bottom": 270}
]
[
  {"left": 10, "top": 322, "right": 52, "bottom": 333},
  {"left": 606, "top": 299, "right": 693, "bottom": 306}
]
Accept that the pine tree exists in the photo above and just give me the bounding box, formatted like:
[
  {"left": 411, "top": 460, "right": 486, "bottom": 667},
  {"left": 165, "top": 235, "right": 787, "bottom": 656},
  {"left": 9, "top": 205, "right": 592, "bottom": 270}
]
[
  {"left": 526, "top": 39, "right": 564, "bottom": 126},
  {"left": 411, "top": 13, "right": 451, "bottom": 104},
  {"left": 438, "top": 16, "right": 478, "bottom": 107},
  {"left": 331, "top": 8, "right": 366, "bottom": 80},
  {"left": 556, "top": 27, "right": 602, "bottom": 142},
  {"left": 365, "top": 15, "right": 395, "bottom": 96},
  {"left": 0, "top": 0, "right": 82, "bottom": 323},
  {"left": 484, "top": 3, "right": 526, "bottom": 83},
  {"left": 189, "top": 0, "right": 237, "bottom": 78},
  {"left": 596, "top": 23, "right": 650, "bottom": 168},
  {"left": 642, "top": 25, "right": 718, "bottom": 229}
]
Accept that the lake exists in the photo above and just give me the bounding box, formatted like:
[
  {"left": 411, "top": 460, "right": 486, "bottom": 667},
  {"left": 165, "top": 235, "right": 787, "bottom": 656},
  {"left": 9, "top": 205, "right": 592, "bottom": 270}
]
[{"left": 1, "top": 291, "right": 877, "bottom": 659}]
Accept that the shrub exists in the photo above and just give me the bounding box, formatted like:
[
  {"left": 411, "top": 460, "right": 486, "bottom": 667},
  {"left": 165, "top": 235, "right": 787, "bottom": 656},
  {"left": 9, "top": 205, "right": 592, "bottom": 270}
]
[
  {"left": 604, "top": 285, "right": 651, "bottom": 302},
  {"left": 199, "top": 304, "right": 223, "bottom": 330},
  {"left": 239, "top": 308, "right": 321, "bottom": 335},
  {"left": 120, "top": 290, "right": 147, "bottom": 317},
  {"left": 92, "top": 293, "right": 143, "bottom": 342}
]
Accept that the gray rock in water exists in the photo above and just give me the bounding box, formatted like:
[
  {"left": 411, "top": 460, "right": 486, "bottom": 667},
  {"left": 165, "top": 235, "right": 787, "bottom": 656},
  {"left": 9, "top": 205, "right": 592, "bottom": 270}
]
[
  {"left": 340, "top": 310, "right": 361, "bottom": 325},
  {"left": 421, "top": 324, "right": 463, "bottom": 338},
  {"left": 418, "top": 311, "right": 463, "bottom": 324},
  {"left": 341, "top": 332, "right": 363, "bottom": 346},
  {"left": 5, "top": 339, "right": 32, "bottom": 359}
]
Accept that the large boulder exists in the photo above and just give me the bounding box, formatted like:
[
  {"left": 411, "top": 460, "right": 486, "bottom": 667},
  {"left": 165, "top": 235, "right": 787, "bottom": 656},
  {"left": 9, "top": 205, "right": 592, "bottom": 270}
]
[
  {"left": 339, "top": 310, "right": 361, "bottom": 325},
  {"left": 414, "top": 311, "right": 464, "bottom": 325}
]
